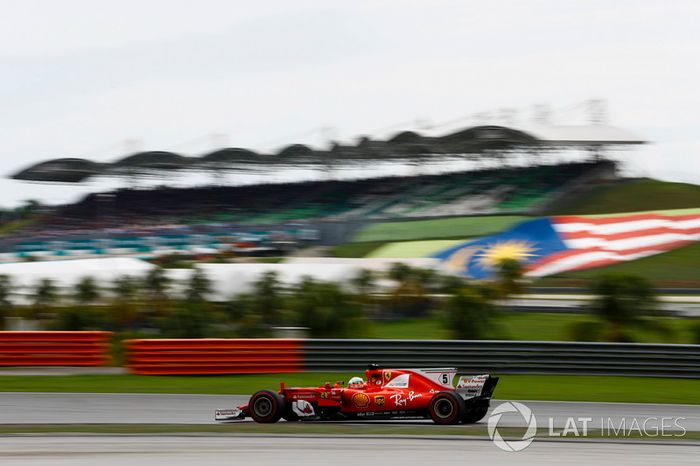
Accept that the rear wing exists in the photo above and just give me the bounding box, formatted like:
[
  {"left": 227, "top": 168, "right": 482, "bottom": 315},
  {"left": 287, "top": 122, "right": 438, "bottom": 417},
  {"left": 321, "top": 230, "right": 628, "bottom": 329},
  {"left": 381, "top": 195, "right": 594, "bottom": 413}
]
[{"left": 456, "top": 374, "right": 499, "bottom": 399}]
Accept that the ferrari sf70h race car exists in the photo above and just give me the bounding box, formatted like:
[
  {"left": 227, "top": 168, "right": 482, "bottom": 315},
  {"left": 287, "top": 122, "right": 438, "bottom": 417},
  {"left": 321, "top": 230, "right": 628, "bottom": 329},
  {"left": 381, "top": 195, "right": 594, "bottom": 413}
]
[{"left": 215, "top": 365, "right": 498, "bottom": 425}]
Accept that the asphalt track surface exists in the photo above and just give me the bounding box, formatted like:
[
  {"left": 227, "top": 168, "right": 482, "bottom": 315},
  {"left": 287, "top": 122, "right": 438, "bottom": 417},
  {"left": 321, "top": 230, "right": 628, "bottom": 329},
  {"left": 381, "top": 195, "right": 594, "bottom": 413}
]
[
  {"left": 1, "top": 436, "right": 698, "bottom": 466},
  {"left": 1, "top": 393, "right": 699, "bottom": 431}
]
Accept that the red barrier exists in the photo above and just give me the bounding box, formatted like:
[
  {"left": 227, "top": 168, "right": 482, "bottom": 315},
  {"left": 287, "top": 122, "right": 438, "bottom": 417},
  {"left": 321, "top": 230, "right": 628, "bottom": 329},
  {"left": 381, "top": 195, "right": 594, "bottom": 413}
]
[
  {"left": 125, "top": 338, "right": 303, "bottom": 375},
  {"left": 0, "top": 331, "right": 112, "bottom": 366}
]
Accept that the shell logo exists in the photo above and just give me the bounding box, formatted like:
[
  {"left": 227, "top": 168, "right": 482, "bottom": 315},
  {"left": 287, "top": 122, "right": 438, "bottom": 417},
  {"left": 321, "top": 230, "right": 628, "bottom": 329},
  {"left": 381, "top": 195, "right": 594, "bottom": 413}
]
[{"left": 351, "top": 392, "right": 370, "bottom": 408}]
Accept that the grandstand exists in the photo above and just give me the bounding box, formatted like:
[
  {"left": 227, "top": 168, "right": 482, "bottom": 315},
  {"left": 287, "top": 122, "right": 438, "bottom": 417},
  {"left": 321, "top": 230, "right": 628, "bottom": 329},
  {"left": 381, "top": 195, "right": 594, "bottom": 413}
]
[{"left": 3, "top": 121, "right": 644, "bottom": 261}]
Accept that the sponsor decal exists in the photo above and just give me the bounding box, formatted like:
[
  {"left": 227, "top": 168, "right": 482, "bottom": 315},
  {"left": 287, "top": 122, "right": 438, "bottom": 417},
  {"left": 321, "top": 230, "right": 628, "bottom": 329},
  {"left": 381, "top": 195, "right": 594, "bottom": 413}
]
[
  {"left": 214, "top": 408, "right": 242, "bottom": 420},
  {"left": 457, "top": 375, "right": 488, "bottom": 396},
  {"left": 320, "top": 392, "right": 329, "bottom": 399},
  {"left": 374, "top": 395, "right": 385, "bottom": 406},
  {"left": 384, "top": 371, "right": 392, "bottom": 382},
  {"left": 385, "top": 374, "right": 409, "bottom": 388},
  {"left": 291, "top": 392, "right": 316, "bottom": 400},
  {"left": 390, "top": 391, "right": 422, "bottom": 407},
  {"left": 351, "top": 392, "right": 371, "bottom": 409},
  {"left": 291, "top": 400, "right": 315, "bottom": 417}
]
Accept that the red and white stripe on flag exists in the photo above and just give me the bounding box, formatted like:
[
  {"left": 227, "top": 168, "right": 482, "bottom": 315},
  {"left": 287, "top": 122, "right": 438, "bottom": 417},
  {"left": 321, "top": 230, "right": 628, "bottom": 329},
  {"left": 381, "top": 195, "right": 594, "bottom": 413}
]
[{"left": 526, "top": 213, "right": 700, "bottom": 277}]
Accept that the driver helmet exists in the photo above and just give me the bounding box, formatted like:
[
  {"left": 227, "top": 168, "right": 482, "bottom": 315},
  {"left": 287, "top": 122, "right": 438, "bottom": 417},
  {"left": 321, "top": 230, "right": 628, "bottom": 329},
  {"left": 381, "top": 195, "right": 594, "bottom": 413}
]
[{"left": 348, "top": 376, "right": 365, "bottom": 388}]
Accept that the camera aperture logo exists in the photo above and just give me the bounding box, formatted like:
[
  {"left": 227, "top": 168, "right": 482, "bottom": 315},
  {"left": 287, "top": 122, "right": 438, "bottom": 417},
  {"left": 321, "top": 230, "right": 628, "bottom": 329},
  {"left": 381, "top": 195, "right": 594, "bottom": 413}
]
[
  {"left": 487, "top": 401, "right": 687, "bottom": 452},
  {"left": 487, "top": 401, "right": 537, "bottom": 452}
]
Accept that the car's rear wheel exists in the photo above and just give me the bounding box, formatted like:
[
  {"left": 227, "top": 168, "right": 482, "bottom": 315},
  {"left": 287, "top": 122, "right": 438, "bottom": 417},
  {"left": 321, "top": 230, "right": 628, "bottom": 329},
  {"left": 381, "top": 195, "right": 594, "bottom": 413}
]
[
  {"left": 462, "top": 406, "right": 489, "bottom": 424},
  {"left": 428, "top": 391, "right": 464, "bottom": 425},
  {"left": 249, "top": 390, "right": 284, "bottom": 423}
]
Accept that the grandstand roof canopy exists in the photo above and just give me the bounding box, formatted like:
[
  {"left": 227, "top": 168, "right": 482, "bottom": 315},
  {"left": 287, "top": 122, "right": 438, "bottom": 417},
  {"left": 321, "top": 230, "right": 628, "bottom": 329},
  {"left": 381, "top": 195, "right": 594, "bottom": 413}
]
[{"left": 10, "top": 124, "right": 645, "bottom": 182}]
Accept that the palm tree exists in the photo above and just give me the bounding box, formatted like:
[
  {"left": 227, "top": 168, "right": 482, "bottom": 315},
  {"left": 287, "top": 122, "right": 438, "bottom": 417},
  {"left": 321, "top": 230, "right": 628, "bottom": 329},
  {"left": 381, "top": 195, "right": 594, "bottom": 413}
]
[
  {"left": 142, "top": 267, "right": 172, "bottom": 319},
  {"left": 0, "top": 275, "right": 12, "bottom": 329},
  {"left": 388, "top": 262, "right": 413, "bottom": 283},
  {"left": 112, "top": 275, "right": 139, "bottom": 302},
  {"left": 252, "top": 271, "right": 283, "bottom": 325},
  {"left": 143, "top": 267, "right": 171, "bottom": 301},
  {"left": 495, "top": 258, "right": 525, "bottom": 298},
  {"left": 439, "top": 274, "right": 466, "bottom": 294},
  {"left": 185, "top": 267, "right": 212, "bottom": 302},
  {"left": 588, "top": 274, "right": 665, "bottom": 342},
  {"left": 350, "top": 269, "right": 376, "bottom": 317},
  {"left": 291, "top": 277, "right": 364, "bottom": 338},
  {"left": 111, "top": 275, "right": 140, "bottom": 330},
  {"left": 350, "top": 269, "right": 375, "bottom": 296},
  {"left": 444, "top": 287, "right": 498, "bottom": 339},
  {"left": 74, "top": 276, "right": 100, "bottom": 306},
  {"left": 31, "top": 278, "right": 58, "bottom": 320},
  {"left": 386, "top": 263, "right": 431, "bottom": 317}
]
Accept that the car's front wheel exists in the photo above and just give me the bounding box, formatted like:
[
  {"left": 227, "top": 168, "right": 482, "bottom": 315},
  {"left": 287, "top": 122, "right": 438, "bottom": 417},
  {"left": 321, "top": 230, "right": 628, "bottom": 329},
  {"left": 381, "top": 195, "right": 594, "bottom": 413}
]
[
  {"left": 249, "top": 390, "right": 284, "bottom": 423},
  {"left": 428, "top": 391, "right": 464, "bottom": 425}
]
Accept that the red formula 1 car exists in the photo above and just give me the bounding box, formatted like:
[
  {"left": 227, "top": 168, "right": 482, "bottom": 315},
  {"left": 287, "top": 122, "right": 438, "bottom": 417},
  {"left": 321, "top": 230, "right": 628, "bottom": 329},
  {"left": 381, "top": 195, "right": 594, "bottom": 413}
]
[{"left": 215, "top": 364, "right": 498, "bottom": 425}]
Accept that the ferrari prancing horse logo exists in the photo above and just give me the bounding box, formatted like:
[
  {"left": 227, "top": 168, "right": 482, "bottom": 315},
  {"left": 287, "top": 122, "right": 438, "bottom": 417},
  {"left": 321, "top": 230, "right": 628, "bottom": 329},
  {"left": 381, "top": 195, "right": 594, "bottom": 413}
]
[{"left": 384, "top": 371, "right": 391, "bottom": 382}]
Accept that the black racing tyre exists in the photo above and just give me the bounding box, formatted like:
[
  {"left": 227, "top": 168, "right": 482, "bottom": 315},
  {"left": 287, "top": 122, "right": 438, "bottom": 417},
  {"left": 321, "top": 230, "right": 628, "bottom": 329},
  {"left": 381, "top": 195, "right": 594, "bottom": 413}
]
[
  {"left": 462, "top": 406, "right": 489, "bottom": 424},
  {"left": 249, "top": 390, "right": 284, "bottom": 423},
  {"left": 428, "top": 391, "right": 464, "bottom": 425}
]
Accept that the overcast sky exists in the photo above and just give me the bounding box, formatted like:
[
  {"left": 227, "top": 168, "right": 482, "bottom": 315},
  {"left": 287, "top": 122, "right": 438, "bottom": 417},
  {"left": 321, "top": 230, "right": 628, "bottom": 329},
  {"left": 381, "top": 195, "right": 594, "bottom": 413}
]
[{"left": 1, "top": 0, "right": 699, "bottom": 208}]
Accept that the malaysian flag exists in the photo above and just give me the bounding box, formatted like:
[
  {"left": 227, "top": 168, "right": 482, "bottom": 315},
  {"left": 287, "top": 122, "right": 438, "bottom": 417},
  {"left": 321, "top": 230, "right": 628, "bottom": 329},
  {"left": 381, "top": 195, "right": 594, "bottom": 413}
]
[{"left": 433, "top": 211, "right": 700, "bottom": 279}]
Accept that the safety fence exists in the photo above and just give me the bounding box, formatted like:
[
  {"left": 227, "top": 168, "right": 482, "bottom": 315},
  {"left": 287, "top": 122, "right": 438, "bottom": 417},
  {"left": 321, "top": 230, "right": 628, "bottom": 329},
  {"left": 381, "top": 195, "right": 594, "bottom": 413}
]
[
  {"left": 2, "top": 335, "right": 698, "bottom": 378},
  {"left": 125, "top": 338, "right": 303, "bottom": 375},
  {"left": 303, "top": 340, "right": 700, "bottom": 378},
  {"left": 0, "top": 331, "right": 111, "bottom": 366},
  {"left": 123, "top": 338, "right": 700, "bottom": 378}
]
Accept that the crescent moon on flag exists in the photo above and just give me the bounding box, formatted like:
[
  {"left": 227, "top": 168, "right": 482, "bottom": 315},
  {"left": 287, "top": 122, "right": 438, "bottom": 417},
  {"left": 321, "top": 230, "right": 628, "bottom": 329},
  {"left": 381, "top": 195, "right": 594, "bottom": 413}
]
[{"left": 443, "top": 246, "right": 478, "bottom": 276}]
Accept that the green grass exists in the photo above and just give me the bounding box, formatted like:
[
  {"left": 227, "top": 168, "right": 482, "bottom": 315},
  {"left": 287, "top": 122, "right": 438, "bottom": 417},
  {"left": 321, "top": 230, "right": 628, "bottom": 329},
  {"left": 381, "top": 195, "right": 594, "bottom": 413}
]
[
  {"left": 497, "top": 375, "right": 700, "bottom": 404},
  {"left": 0, "top": 423, "right": 484, "bottom": 436},
  {"left": 366, "top": 239, "right": 464, "bottom": 258},
  {"left": 0, "top": 423, "right": 698, "bottom": 440},
  {"left": 0, "top": 373, "right": 352, "bottom": 395},
  {"left": 368, "top": 313, "right": 700, "bottom": 344},
  {"left": 352, "top": 216, "right": 526, "bottom": 242},
  {"left": 1, "top": 373, "right": 699, "bottom": 404},
  {"left": 329, "top": 241, "right": 388, "bottom": 258},
  {"left": 548, "top": 179, "right": 700, "bottom": 215},
  {"left": 495, "top": 313, "right": 588, "bottom": 341},
  {"left": 369, "top": 317, "right": 449, "bottom": 339},
  {"left": 541, "top": 242, "right": 700, "bottom": 287}
]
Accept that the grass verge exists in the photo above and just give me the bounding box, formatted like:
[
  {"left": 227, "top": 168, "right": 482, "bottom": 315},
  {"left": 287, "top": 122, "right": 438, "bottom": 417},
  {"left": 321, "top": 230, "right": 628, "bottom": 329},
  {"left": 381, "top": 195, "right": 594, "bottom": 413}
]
[
  {"left": 329, "top": 241, "right": 388, "bottom": 258},
  {"left": 1, "top": 374, "right": 699, "bottom": 404},
  {"left": 546, "top": 179, "right": 700, "bottom": 215},
  {"left": 367, "top": 313, "right": 700, "bottom": 344},
  {"left": 366, "top": 239, "right": 464, "bottom": 258},
  {"left": 0, "top": 424, "right": 697, "bottom": 441},
  {"left": 352, "top": 216, "right": 526, "bottom": 243}
]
